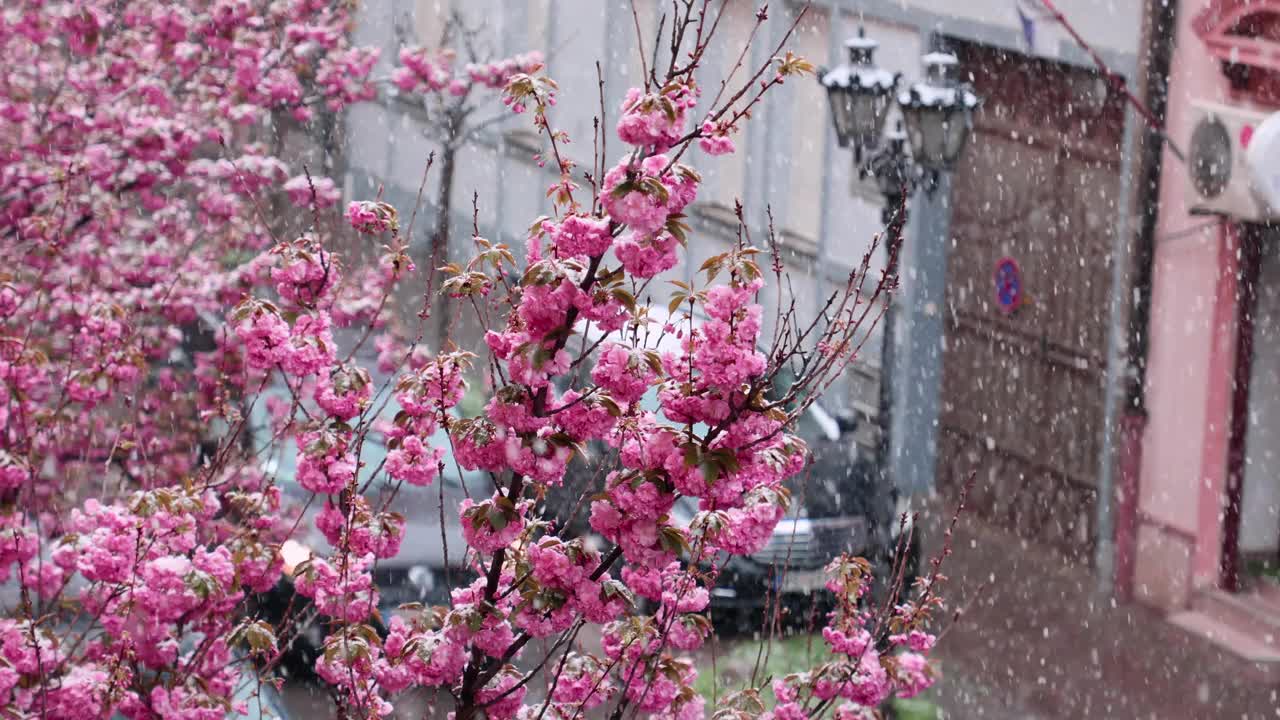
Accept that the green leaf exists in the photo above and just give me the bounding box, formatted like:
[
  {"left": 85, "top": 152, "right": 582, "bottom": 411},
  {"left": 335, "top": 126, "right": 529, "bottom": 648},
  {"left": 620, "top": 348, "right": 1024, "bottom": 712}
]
[
  {"left": 659, "top": 96, "right": 678, "bottom": 123},
  {"left": 531, "top": 344, "right": 553, "bottom": 369},
  {"left": 658, "top": 525, "right": 690, "bottom": 555},
  {"left": 609, "top": 179, "right": 638, "bottom": 199},
  {"left": 242, "top": 621, "right": 277, "bottom": 654},
  {"left": 640, "top": 177, "right": 670, "bottom": 204},
  {"left": 699, "top": 459, "right": 719, "bottom": 485},
  {"left": 643, "top": 351, "right": 664, "bottom": 375},
  {"left": 487, "top": 505, "right": 508, "bottom": 531},
  {"left": 712, "top": 448, "right": 741, "bottom": 475},
  {"left": 610, "top": 287, "right": 637, "bottom": 312},
  {"left": 601, "top": 578, "right": 637, "bottom": 607},
  {"left": 599, "top": 395, "right": 623, "bottom": 418},
  {"left": 681, "top": 443, "right": 700, "bottom": 469}
]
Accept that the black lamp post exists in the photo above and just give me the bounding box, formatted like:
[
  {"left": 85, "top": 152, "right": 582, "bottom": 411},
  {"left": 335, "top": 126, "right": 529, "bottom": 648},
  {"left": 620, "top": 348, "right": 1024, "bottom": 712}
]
[{"left": 820, "top": 31, "right": 980, "bottom": 486}]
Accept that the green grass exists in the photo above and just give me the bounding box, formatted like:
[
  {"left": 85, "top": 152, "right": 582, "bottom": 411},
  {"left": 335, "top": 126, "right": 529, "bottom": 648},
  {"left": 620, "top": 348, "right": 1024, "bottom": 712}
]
[
  {"left": 693, "top": 634, "right": 940, "bottom": 719},
  {"left": 1245, "top": 557, "right": 1280, "bottom": 581},
  {"left": 694, "top": 633, "right": 830, "bottom": 706},
  {"left": 889, "top": 697, "right": 940, "bottom": 720}
]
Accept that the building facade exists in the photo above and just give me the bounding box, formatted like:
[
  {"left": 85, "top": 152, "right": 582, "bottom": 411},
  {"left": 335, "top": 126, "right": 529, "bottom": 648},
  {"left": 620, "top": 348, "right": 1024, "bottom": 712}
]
[
  {"left": 342, "top": 1, "right": 1145, "bottom": 552},
  {"left": 346, "top": 0, "right": 897, "bottom": 451},
  {"left": 1126, "top": 0, "right": 1280, "bottom": 664},
  {"left": 837, "top": 0, "right": 1143, "bottom": 557}
]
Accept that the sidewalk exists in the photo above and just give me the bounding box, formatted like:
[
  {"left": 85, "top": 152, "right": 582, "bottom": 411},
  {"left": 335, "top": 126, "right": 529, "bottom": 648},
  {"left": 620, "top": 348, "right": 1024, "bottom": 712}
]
[{"left": 918, "top": 499, "right": 1280, "bottom": 719}]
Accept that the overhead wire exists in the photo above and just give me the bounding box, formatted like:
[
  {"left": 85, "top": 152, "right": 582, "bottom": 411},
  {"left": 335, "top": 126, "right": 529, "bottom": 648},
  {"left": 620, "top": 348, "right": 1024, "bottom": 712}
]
[{"left": 1035, "top": 0, "right": 1187, "bottom": 164}]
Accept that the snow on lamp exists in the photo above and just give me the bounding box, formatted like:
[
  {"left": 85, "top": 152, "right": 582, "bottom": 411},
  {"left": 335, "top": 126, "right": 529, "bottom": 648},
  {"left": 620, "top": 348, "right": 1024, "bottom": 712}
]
[
  {"left": 897, "top": 50, "right": 980, "bottom": 172},
  {"left": 820, "top": 27, "right": 899, "bottom": 160}
]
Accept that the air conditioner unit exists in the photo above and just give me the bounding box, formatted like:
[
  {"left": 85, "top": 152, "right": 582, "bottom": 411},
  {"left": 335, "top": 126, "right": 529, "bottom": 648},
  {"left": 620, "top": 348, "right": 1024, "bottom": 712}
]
[{"left": 1187, "top": 100, "right": 1273, "bottom": 221}]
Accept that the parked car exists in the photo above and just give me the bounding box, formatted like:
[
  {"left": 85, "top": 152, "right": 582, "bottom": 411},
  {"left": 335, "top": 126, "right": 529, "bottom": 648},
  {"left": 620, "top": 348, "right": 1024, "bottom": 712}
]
[
  {"left": 705, "top": 411, "right": 918, "bottom": 627},
  {"left": 248, "top": 386, "right": 477, "bottom": 681},
  {"left": 660, "top": 404, "right": 917, "bottom": 630},
  {"left": 558, "top": 307, "right": 918, "bottom": 626}
]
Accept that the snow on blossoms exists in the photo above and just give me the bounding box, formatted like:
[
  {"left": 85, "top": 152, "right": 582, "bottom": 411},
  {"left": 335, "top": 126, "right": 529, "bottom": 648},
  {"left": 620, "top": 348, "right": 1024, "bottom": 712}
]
[
  {"left": 393, "top": 46, "right": 545, "bottom": 96},
  {"left": 347, "top": 200, "right": 400, "bottom": 234},
  {"left": 438, "top": 110, "right": 940, "bottom": 713},
  {"left": 601, "top": 152, "right": 699, "bottom": 236},
  {"left": 546, "top": 213, "right": 613, "bottom": 260},
  {"left": 0, "top": 1, "right": 389, "bottom": 709},
  {"left": 616, "top": 80, "right": 699, "bottom": 150}
]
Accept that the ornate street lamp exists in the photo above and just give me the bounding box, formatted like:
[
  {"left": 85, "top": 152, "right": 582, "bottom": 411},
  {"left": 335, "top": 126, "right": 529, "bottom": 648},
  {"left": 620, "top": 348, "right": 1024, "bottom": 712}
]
[
  {"left": 898, "top": 51, "right": 981, "bottom": 183},
  {"left": 866, "top": 120, "right": 914, "bottom": 222},
  {"left": 821, "top": 28, "right": 899, "bottom": 161},
  {"left": 818, "top": 30, "right": 981, "bottom": 488}
]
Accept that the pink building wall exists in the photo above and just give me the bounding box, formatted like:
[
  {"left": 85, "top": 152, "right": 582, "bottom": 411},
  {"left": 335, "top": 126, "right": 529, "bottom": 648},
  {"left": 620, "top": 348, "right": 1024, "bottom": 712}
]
[{"left": 1134, "top": 0, "right": 1244, "bottom": 609}]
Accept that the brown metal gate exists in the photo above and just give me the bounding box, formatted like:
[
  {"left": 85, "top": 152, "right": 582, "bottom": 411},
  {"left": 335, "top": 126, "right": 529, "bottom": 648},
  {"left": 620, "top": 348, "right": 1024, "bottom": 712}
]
[{"left": 936, "top": 44, "right": 1126, "bottom": 560}]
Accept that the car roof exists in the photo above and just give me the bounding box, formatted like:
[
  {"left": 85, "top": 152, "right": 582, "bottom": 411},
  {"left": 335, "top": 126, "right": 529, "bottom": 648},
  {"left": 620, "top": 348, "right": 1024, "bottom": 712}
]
[{"left": 577, "top": 305, "right": 840, "bottom": 442}]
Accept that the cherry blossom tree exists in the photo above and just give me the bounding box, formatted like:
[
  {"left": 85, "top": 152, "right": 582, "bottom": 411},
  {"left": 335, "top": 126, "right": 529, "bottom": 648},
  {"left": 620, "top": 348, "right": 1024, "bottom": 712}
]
[
  {"left": 386, "top": 9, "right": 545, "bottom": 343},
  {"left": 0, "top": 1, "right": 957, "bottom": 718}
]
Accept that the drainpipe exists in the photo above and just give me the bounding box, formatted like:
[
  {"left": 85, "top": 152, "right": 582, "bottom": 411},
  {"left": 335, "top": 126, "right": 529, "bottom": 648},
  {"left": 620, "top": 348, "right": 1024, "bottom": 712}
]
[
  {"left": 1096, "top": 76, "right": 1140, "bottom": 597},
  {"left": 1104, "top": 0, "right": 1178, "bottom": 601},
  {"left": 1222, "top": 228, "right": 1261, "bottom": 592}
]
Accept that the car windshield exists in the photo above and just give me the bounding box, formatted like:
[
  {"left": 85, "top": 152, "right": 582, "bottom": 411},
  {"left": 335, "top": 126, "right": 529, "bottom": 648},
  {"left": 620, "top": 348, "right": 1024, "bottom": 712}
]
[
  {"left": 629, "top": 377, "right": 837, "bottom": 446},
  {"left": 249, "top": 386, "right": 478, "bottom": 492},
  {"left": 632, "top": 382, "right": 840, "bottom": 526}
]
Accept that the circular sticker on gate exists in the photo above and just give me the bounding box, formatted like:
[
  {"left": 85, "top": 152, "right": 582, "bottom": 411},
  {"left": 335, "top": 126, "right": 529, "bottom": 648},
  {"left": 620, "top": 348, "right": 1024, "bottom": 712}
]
[{"left": 994, "top": 257, "right": 1022, "bottom": 314}]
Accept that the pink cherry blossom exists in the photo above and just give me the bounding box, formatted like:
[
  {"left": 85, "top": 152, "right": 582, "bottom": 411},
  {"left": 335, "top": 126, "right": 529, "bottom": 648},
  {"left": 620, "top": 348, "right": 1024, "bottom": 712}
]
[{"left": 0, "top": 3, "right": 939, "bottom": 716}]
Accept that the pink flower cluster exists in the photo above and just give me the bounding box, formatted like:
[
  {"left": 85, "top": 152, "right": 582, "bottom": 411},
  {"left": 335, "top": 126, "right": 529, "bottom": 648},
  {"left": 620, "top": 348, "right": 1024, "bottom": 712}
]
[
  {"left": 616, "top": 81, "right": 699, "bottom": 150},
  {"left": 284, "top": 175, "right": 342, "bottom": 208},
  {"left": 395, "top": 352, "right": 469, "bottom": 416},
  {"left": 755, "top": 555, "right": 941, "bottom": 716},
  {"left": 460, "top": 494, "right": 530, "bottom": 554},
  {"left": 0, "top": 483, "right": 287, "bottom": 718},
  {"left": 590, "top": 471, "right": 681, "bottom": 569},
  {"left": 698, "top": 119, "right": 738, "bottom": 156},
  {"left": 550, "top": 654, "right": 616, "bottom": 710},
  {"left": 614, "top": 229, "right": 683, "bottom": 279},
  {"left": 295, "top": 429, "right": 358, "bottom": 495},
  {"left": 546, "top": 213, "right": 614, "bottom": 259},
  {"left": 295, "top": 553, "right": 381, "bottom": 623},
  {"left": 381, "top": 616, "right": 468, "bottom": 688},
  {"left": 599, "top": 617, "right": 704, "bottom": 715},
  {"left": 591, "top": 343, "right": 657, "bottom": 405},
  {"left": 601, "top": 153, "right": 699, "bottom": 237},
  {"left": 315, "top": 363, "right": 371, "bottom": 419},
  {"left": 314, "top": 498, "right": 405, "bottom": 560},
  {"left": 237, "top": 305, "right": 291, "bottom": 370},
  {"left": 393, "top": 46, "right": 544, "bottom": 97},
  {"left": 512, "top": 538, "right": 630, "bottom": 637},
  {"left": 385, "top": 435, "right": 445, "bottom": 487},
  {"left": 347, "top": 200, "right": 399, "bottom": 234},
  {"left": 316, "top": 46, "right": 381, "bottom": 110},
  {"left": 271, "top": 237, "right": 342, "bottom": 307}
]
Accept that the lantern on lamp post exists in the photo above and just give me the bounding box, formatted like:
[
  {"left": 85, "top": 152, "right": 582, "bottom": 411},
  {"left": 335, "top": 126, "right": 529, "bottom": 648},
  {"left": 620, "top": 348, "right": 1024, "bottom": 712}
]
[
  {"left": 818, "top": 31, "right": 981, "bottom": 488},
  {"left": 898, "top": 50, "right": 982, "bottom": 184},
  {"left": 821, "top": 28, "right": 899, "bottom": 162}
]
